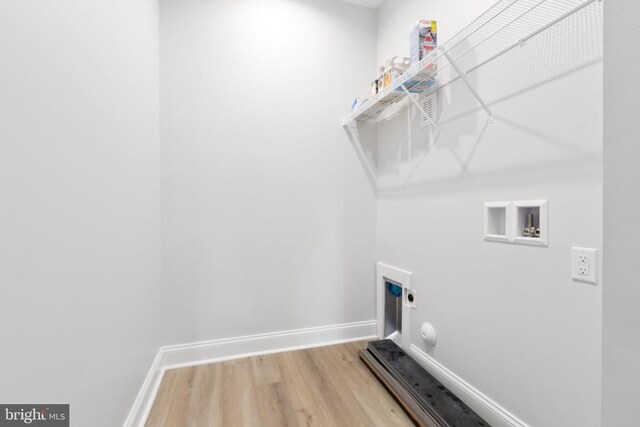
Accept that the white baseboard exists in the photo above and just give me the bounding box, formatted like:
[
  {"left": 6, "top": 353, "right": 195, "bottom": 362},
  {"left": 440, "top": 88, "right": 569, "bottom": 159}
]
[
  {"left": 122, "top": 350, "right": 165, "bottom": 427},
  {"left": 409, "top": 345, "right": 529, "bottom": 427},
  {"left": 124, "top": 320, "right": 377, "bottom": 427},
  {"left": 160, "top": 320, "right": 377, "bottom": 369}
]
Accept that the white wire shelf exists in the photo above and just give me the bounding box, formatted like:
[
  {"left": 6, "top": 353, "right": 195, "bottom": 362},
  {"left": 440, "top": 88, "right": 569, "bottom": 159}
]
[{"left": 342, "top": 0, "right": 601, "bottom": 126}]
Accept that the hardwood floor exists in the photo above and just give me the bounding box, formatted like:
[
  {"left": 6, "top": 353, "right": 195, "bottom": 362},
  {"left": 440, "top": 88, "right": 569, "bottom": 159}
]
[{"left": 145, "top": 340, "right": 414, "bottom": 426}]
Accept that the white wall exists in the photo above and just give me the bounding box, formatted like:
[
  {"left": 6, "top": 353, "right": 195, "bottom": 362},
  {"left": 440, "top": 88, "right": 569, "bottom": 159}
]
[
  {"left": 375, "top": 0, "right": 603, "bottom": 426},
  {"left": 602, "top": 0, "right": 640, "bottom": 425},
  {"left": 159, "top": 0, "right": 377, "bottom": 345},
  {"left": 0, "top": 1, "right": 162, "bottom": 426}
]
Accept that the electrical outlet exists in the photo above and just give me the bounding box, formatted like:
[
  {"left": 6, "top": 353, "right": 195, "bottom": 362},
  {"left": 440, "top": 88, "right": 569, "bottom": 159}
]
[
  {"left": 577, "top": 254, "right": 589, "bottom": 276},
  {"left": 577, "top": 263, "right": 589, "bottom": 276},
  {"left": 572, "top": 247, "right": 597, "bottom": 284}
]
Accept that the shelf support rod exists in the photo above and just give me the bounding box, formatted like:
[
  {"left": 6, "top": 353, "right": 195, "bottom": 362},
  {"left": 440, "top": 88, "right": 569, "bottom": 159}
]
[
  {"left": 444, "top": 52, "right": 494, "bottom": 123},
  {"left": 400, "top": 85, "right": 443, "bottom": 136},
  {"left": 342, "top": 120, "right": 378, "bottom": 193}
]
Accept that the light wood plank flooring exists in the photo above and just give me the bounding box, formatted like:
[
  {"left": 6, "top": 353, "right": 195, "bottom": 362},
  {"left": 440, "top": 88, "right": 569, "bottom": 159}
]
[{"left": 145, "top": 340, "right": 414, "bottom": 426}]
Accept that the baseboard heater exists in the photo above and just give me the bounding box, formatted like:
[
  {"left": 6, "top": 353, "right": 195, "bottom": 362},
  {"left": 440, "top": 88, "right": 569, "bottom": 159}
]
[{"left": 360, "top": 340, "right": 489, "bottom": 427}]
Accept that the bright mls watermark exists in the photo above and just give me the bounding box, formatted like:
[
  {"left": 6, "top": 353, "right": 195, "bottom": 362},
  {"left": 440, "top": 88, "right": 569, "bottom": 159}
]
[{"left": 0, "top": 405, "right": 68, "bottom": 426}]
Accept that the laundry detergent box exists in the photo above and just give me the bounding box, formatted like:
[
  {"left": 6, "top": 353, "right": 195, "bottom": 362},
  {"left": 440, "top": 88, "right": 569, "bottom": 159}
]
[{"left": 410, "top": 19, "right": 437, "bottom": 67}]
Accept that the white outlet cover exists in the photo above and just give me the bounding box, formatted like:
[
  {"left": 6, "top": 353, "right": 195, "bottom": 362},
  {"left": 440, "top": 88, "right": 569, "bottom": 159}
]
[
  {"left": 572, "top": 247, "right": 597, "bottom": 284},
  {"left": 404, "top": 288, "right": 417, "bottom": 309}
]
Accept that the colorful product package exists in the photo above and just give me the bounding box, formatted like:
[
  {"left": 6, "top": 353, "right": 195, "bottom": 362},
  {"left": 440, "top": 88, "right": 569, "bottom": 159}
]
[
  {"left": 408, "top": 19, "right": 438, "bottom": 92},
  {"left": 410, "top": 19, "right": 437, "bottom": 66}
]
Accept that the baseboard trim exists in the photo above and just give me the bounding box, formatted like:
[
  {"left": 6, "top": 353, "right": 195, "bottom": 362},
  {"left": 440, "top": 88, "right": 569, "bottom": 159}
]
[
  {"left": 124, "top": 320, "right": 377, "bottom": 427},
  {"left": 160, "top": 320, "right": 377, "bottom": 369},
  {"left": 409, "top": 345, "right": 529, "bottom": 427},
  {"left": 122, "top": 349, "right": 164, "bottom": 427}
]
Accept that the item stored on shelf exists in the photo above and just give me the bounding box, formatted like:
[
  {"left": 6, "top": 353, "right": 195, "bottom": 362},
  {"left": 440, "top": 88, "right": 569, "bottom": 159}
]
[
  {"left": 394, "top": 77, "right": 434, "bottom": 93},
  {"left": 408, "top": 19, "right": 438, "bottom": 92},
  {"left": 379, "top": 61, "right": 392, "bottom": 89},
  {"left": 391, "top": 56, "right": 411, "bottom": 73},
  {"left": 378, "top": 57, "right": 411, "bottom": 91},
  {"left": 377, "top": 73, "right": 386, "bottom": 92},
  {"left": 371, "top": 79, "right": 379, "bottom": 95},
  {"left": 383, "top": 68, "right": 398, "bottom": 88},
  {"left": 410, "top": 19, "right": 437, "bottom": 66}
]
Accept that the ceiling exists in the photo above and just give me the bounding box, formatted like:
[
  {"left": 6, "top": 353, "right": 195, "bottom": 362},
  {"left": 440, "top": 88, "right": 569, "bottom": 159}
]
[{"left": 336, "top": 0, "right": 384, "bottom": 9}]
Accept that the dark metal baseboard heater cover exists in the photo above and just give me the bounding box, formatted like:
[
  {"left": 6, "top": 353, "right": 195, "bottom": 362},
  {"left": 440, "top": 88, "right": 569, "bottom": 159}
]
[{"left": 360, "top": 340, "right": 489, "bottom": 427}]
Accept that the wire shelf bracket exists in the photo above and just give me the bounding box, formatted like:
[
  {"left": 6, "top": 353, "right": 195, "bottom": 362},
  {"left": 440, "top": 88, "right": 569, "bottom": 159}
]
[
  {"left": 342, "top": 120, "right": 378, "bottom": 192},
  {"left": 443, "top": 51, "right": 495, "bottom": 123}
]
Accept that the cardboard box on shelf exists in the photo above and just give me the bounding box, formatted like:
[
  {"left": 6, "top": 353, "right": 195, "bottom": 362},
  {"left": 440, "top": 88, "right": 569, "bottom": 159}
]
[{"left": 410, "top": 19, "right": 437, "bottom": 67}]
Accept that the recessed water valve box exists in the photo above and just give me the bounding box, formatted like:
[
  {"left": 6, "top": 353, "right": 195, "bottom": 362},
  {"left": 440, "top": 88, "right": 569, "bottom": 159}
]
[
  {"left": 484, "top": 201, "right": 510, "bottom": 242},
  {"left": 512, "top": 200, "right": 548, "bottom": 246}
]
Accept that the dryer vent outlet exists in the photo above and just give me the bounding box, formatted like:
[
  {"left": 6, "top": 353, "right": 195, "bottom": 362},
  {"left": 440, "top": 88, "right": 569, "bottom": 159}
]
[{"left": 420, "top": 92, "right": 438, "bottom": 128}]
